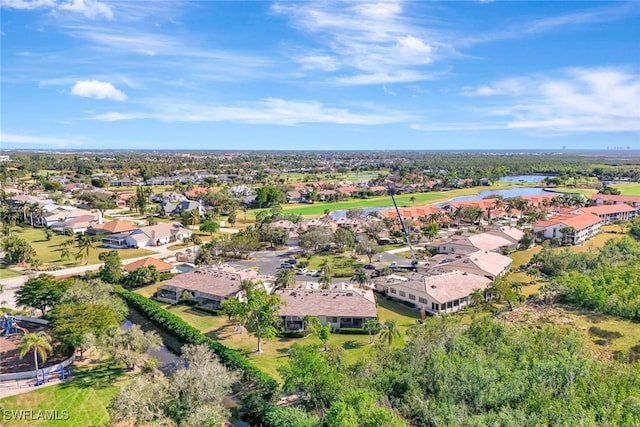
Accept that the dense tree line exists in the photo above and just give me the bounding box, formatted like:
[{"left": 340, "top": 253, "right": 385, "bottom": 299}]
[
  {"left": 271, "top": 316, "right": 640, "bottom": 426},
  {"left": 531, "top": 236, "right": 640, "bottom": 320}
]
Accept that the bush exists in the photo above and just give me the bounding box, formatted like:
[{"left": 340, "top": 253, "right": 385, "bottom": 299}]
[
  {"left": 114, "top": 286, "right": 278, "bottom": 401},
  {"left": 337, "top": 327, "right": 369, "bottom": 335},
  {"left": 401, "top": 300, "right": 415, "bottom": 309},
  {"left": 588, "top": 326, "right": 623, "bottom": 340},
  {"left": 192, "top": 305, "right": 223, "bottom": 315}
]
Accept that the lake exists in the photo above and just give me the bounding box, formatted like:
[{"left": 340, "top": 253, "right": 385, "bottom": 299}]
[
  {"left": 330, "top": 186, "right": 557, "bottom": 217},
  {"left": 434, "top": 187, "right": 555, "bottom": 207},
  {"left": 499, "top": 175, "right": 554, "bottom": 183}
]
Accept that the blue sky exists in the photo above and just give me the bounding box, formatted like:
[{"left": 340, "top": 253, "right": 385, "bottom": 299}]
[{"left": 1, "top": 0, "right": 639, "bottom": 150}]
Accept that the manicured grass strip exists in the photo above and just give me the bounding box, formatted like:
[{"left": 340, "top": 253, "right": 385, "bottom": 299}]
[
  {"left": 8, "top": 227, "right": 155, "bottom": 267},
  {"left": 0, "top": 363, "right": 124, "bottom": 427},
  {"left": 0, "top": 267, "right": 23, "bottom": 279},
  {"left": 612, "top": 183, "right": 640, "bottom": 196},
  {"left": 248, "top": 183, "right": 525, "bottom": 218}
]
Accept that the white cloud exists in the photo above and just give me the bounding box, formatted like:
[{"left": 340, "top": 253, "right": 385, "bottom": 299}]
[
  {"left": 336, "top": 70, "right": 432, "bottom": 85},
  {"left": 89, "top": 98, "right": 415, "bottom": 126},
  {"left": 0, "top": 133, "right": 81, "bottom": 146},
  {"left": 58, "top": 0, "right": 112, "bottom": 19},
  {"left": 0, "top": 0, "right": 55, "bottom": 10},
  {"left": 296, "top": 54, "right": 339, "bottom": 72},
  {"left": 71, "top": 80, "right": 127, "bottom": 101},
  {"left": 272, "top": 1, "right": 446, "bottom": 84},
  {"left": 458, "top": 68, "right": 640, "bottom": 132},
  {"left": 1, "top": 0, "right": 112, "bottom": 19}
]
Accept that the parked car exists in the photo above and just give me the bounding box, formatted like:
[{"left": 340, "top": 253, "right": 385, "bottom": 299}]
[
  {"left": 307, "top": 269, "right": 319, "bottom": 277},
  {"left": 284, "top": 258, "right": 297, "bottom": 265},
  {"left": 280, "top": 263, "right": 295, "bottom": 269},
  {"left": 363, "top": 263, "right": 375, "bottom": 270},
  {"left": 388, "top": 262, "right": 398, "bottom": 269},
  {"left": 297, "top": 268, "right": 308, "bottom": 275}
]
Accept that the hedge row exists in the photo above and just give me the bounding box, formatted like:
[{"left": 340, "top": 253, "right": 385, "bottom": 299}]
[{"left": 115, "top": 286, "right": 279, "bottom": 400}]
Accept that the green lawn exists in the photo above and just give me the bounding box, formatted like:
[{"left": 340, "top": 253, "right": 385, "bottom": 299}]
[
  {"left": 0, "top": 267, "right": 23, "bottom": 279},
  {"left": 0, "top": 362, "right": 127, "bottom": 427},
  {"left": 8, "top": 227, "right": 155, "bottom": 267},
  {"left": 612, "top": 183, "right": 640, "bottom": 196},
  {"left": 248, "top": 183, "right": 523, "bottom": 219}
]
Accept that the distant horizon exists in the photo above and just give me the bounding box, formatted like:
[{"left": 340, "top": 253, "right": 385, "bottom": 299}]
[
  {"left": 2, "top": 1, "right": 639, "bottom": 150},
  {"left": 2, "top": 148, "right": 640, "bottom": 155}
]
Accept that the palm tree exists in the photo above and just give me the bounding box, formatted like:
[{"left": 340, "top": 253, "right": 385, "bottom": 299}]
[
  {"left": 364, "top": 319, "right": 380, "bottom": 344},
  {"left": 379, "top": 319, "right": 400, "bottom": 346},
  {"left": 18, "top": 332, "right": 53, "bottom": 384},
  {"left": 319, "top": 259, "right": 334, "bottom": 278},
  {"left": 350, "top": 268, "right": 370, "bottom": 288},
  {"left": 274, "top": 267, "right": 295, "bottom": 290},
  {"left": 319, "top": 273, "right": 333, "bottom": 290},
  {"left": 469, "top": 288, "right": 484, "bottom": 308},
  {"left": 75, "top": 234, "right": 96, "bottom": 265}
]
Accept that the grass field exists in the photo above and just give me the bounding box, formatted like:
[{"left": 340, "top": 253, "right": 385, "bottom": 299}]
[
  {"left": 0, "top": 361, "right": 126, "bottom": 427},
  {"left": 612, "top": 183, "right": 640, "bottom": 196},
  {"left": 248, "top": 182, "right": 524, "bottom": 219},
  {"left": 8, "top": 227, "right": 155, "bottom": 267},
  {"left": 0, "top": 267, "right": 23, "bottom": 279}
]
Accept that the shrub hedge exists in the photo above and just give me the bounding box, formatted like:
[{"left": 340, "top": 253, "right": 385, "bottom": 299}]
[{"left": 115, "top": 286, "right": 279, "bottom": 400}]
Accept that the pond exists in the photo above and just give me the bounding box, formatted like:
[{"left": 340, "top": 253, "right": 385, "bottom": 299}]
[
  {"left": 499, "top": 175, "right": 554, "bottom": 183},
  {"left": 434, "top": 187, "right": 557, "bottom": 207},
  {"left": 121, "top": 319, "right": 181, "bottom": 371}
]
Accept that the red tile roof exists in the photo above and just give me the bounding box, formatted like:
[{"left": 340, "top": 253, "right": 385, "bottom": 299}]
[{"left": 124, "top": 257, "right": 174, "bottom": 272}]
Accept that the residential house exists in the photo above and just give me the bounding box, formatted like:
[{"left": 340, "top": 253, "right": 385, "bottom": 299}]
[
  {"left": 270, "top": 220, "right": 299, "bottom": 238},
  {"left": 533, "top": 213, "right": 603, "bottom": 244},
  {"left": 124, "top": 257, "right": 174, "bottom": 273},
  {"left": 146, "top": 176, "right": 178, "bottom": 186},
  {"left": 228, "top": 185, "right": 252, "bottom": 197},
  {"left": 110, "top": 223, "right": 192, "bottom": 248},
  {"left": 156, "top": 266, "right": 272, "bottom": 308},
  {"left": 590, "top": 194, "right": 640, "bottom": 208},
  {"left": 87, "top": 220, "right": 138, "bottom": 236},
  {"left": 277, "top": 283, "right": 377, "bottom": 332},
  {"left": 109, "top": 177, "right": 135, "bottom": 187},
  {"left": 184, "top": 187, "right": 209, "bottom": 199},
  {"left": 285, "top": 190, "right": 306, "bottom": 203},
  {"left": 368, "top": 185, "right": 387, "bottom": 195},
  {"left": 50, "top": 214, "right": 97, "bottom": 234},
  {"left": 159, "top": 200, "right": 205, "bottom": 217},
  {"left": 574, "top": 204, "right": 637, "bottom": 223},
  {"left": 299, "top": 217, "right": 337, "bottom": 233},
  {"left": 484, "top": 226, "right": 525, "bottom": 245},
  {"left": 426, "top": 250, "right": 512, "bottom": 279},
  {"left": 377, "top": 270, "right": 491, "bottom": 315},
  {"left": 438, "top": 231, "right": 518, "bottom": 255},
  {"left": 151, "top": 191, "right": 186, "bottom": 203},
  {"left": 317, "top": 189, "right": 337, "bottom": 201},
  {"left": 378, "top": 204, "right": 441, "bottom": 223}
]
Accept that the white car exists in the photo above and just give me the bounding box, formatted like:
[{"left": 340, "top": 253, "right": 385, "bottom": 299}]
[
  {"left": 297, "top": 268, "right": 308, "bottom": 275},
  {"left": 307, "top": 270, "right": 318, "bottom": 277}
]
